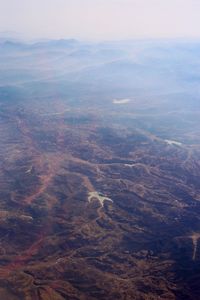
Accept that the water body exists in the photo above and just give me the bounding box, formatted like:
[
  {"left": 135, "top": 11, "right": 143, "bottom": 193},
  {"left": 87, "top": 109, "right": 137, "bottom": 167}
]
[{"left": 112, "top": 99, "right": 131, "bottom": 104}]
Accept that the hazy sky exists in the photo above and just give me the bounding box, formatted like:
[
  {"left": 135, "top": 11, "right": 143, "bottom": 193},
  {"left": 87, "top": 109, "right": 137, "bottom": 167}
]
[{"left": 1, "top": 0, "right": 200, "bottom": 40}]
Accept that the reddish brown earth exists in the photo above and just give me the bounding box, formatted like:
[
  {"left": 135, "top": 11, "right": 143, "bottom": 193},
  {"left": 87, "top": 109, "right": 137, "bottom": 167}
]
[{"left": 0, "top": 99, "right": 200, "bottom": 300}]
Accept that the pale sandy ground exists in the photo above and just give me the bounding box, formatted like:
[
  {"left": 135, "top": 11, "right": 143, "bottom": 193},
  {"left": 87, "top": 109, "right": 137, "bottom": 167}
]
[{"left": 88, "top": 191, "right": 113, "bottom": 207}]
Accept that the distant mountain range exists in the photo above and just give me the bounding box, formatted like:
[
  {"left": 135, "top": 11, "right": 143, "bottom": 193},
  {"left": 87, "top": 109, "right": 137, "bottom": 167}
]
[{"left": 1, "top": 37, "right": 200, "bottom": 99}]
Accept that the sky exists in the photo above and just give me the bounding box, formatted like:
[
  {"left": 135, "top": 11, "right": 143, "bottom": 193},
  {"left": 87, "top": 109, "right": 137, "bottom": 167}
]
[{"left": 0, "top": 0, "right": 200, "bottom": 41}]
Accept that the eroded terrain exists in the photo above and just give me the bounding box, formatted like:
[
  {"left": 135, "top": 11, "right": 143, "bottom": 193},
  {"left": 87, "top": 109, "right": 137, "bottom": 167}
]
[
  {"left": 1, "top": 39, "right": 200, "bottom": 300},
  {"left": 0, "top": 96, "right": 200, "bottom": 300}
]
